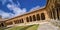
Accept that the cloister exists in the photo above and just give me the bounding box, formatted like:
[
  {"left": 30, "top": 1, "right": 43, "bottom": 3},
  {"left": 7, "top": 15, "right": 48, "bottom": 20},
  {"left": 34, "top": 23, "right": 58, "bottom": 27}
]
[{"left": 0, "top": 0, "right": 60, "bottom": 27}]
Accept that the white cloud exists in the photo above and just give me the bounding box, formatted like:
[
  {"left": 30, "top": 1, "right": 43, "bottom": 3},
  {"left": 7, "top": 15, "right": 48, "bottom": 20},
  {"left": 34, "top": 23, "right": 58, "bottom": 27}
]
[
  {"left": 6, "top": 4, "right": 45, "bottom": 19},
  {"left": 17, "top": 1, "right": 20, "bottom": 6},
  {"left": 0, "top": 0, "right": 27, "bottom": 18},
  {"left": 0, "top": 0, "right": 46, "bottom": 19},
  {"left": 7, "top": 3, "right": 27, "bottom": 16},
  {"left": 29, "top": 6, "right": 46, "bottom": 12},
  {"left": 9, "top": 0, "right": 14, "bottom": 3},
  {"left": 0, "top": 0, "right": 6, "bottom": 5},
  {"left": 0, "top": 10, "right": 14, "bottom": 18},
  {"left": 0, "top": 0, "right": 15, "bottom": 5}
]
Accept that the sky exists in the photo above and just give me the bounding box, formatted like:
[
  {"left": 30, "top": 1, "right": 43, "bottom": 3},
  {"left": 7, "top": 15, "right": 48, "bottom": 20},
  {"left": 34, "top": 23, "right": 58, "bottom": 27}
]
[{"left": 0, "top": 0, "right": 47, "bottom": 19}]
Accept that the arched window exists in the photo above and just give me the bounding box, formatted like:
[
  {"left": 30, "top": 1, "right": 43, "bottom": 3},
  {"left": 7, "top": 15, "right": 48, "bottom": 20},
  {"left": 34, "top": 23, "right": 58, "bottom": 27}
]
[
  {"left": 33, "top": 15, "right": 36, "bottom": 21},
  {"left": 29, "top": 16, "right": 32, "bottom": 22},
  {"left": 26, "top": 17, "right": 29, "bottom": 22},
  {"left": 36, "top": 14, "right": 40, "bottom": 21},
  {"left": 41, "top": 13, "right": 45, "bottom": 20}
]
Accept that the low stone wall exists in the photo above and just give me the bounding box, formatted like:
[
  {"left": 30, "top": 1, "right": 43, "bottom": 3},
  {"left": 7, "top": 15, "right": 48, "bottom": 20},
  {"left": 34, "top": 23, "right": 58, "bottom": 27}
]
[{"left": 6, "top": 20, "right": 49, "bottom": 27}]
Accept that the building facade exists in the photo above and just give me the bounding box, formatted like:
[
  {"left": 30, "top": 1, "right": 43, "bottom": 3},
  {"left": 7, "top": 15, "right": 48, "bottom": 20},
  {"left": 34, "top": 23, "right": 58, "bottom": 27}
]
[{"left": 0, "top": 0, "right": 60, "bottom": 27}]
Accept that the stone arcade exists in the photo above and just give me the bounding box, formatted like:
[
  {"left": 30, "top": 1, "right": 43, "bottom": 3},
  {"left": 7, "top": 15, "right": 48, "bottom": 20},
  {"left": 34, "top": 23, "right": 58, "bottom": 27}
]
[{"left": 0, "top": 0, "right": 60, "bottom": 27}]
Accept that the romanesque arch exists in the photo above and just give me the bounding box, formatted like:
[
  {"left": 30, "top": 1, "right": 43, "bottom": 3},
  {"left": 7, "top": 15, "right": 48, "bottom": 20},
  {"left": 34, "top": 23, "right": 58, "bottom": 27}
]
[
  {"left": 0, "top": 23, "right": 4, "bottom": 27},
  {"left": 41, "top": 13, "right": 45, "bottom": 20},
  {"left": 29, "top": 16, "right": 32, "bottom": 22},
  {"left": 36, "top": 14, "right": 40, "bottom": 21},
  {"left": 26, "top": 17, "right": 29, "bottom": 22},
  {"left": 33, "top": 15, "right": 36, "bottom": 21}
]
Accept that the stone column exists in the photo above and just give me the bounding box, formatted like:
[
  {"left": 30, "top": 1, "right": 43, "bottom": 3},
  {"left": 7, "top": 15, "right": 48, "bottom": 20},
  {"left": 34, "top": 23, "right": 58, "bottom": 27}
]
[
  {"left": 12, "top": 21, "right": 15, "bottom": 26},
  {"left": 55, "top": 8, "right": 58, "bottom": 20},
  {"left": 59, "top": 10, "right": 60, "bottom": 20},
  {"left": 24, "top": 17, "right": 27, "bottom": 25}
]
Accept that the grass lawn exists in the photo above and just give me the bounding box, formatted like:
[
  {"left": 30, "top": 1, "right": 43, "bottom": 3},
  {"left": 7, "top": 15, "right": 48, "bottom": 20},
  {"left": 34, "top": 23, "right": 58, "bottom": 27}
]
[
  {"left": 26, "top": 24, "right": 39, "bottom": 30},
  {"left": 0, "top": 28, "right": 4, "bottom": 30},
  {"left": 8, "top": 24, "right": 39, "bottom": 30}
]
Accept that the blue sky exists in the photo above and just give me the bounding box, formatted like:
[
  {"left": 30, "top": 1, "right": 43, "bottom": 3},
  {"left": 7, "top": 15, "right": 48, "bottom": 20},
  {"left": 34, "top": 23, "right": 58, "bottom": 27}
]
[{"left": 0, "top": 0, "right": 47, "bottom": 19}]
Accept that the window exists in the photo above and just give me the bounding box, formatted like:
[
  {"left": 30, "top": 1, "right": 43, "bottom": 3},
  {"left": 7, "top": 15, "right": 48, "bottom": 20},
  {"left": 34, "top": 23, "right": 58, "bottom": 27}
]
[
  {"left": 29, "top": 16, "right": 32, "bottom": 22},
  {"left": 26, "top": 17, "right": 29, "bottom": 22},
  {"left": 33, "top": 15, "right": 36, "bottom": 21},
  {"left": 36, "top": 14, "right": 40, "bottom": 21}
]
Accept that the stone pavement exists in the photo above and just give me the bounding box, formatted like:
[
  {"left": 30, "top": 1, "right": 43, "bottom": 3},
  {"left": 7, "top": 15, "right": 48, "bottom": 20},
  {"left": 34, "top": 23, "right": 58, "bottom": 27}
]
[{"left": 37, "top": 22, "right": 60, "bottom": 30}]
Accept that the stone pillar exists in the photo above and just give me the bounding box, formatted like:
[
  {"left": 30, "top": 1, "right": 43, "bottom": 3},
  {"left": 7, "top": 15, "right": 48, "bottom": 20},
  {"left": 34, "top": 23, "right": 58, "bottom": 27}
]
[
  {"left": 35, "top": 15, "right": 37, "bottom": 21},
  {"left": 24, "top": 17, "right": 27, "bottom": 25},
  {"left": 12, "top": 21, "right": 15, "bottom": 26},
  {"left": 59, "top": 10, "right": 60, "bottom": 20},
  {"left": 50, "top": 8, "right": 54, "bottom": 19},
  {"left": 55, "top": 8, "right": 58, "bottom": 20},
  {"left": 0, "top": 24, "right": 1, "bottom": 27}
]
